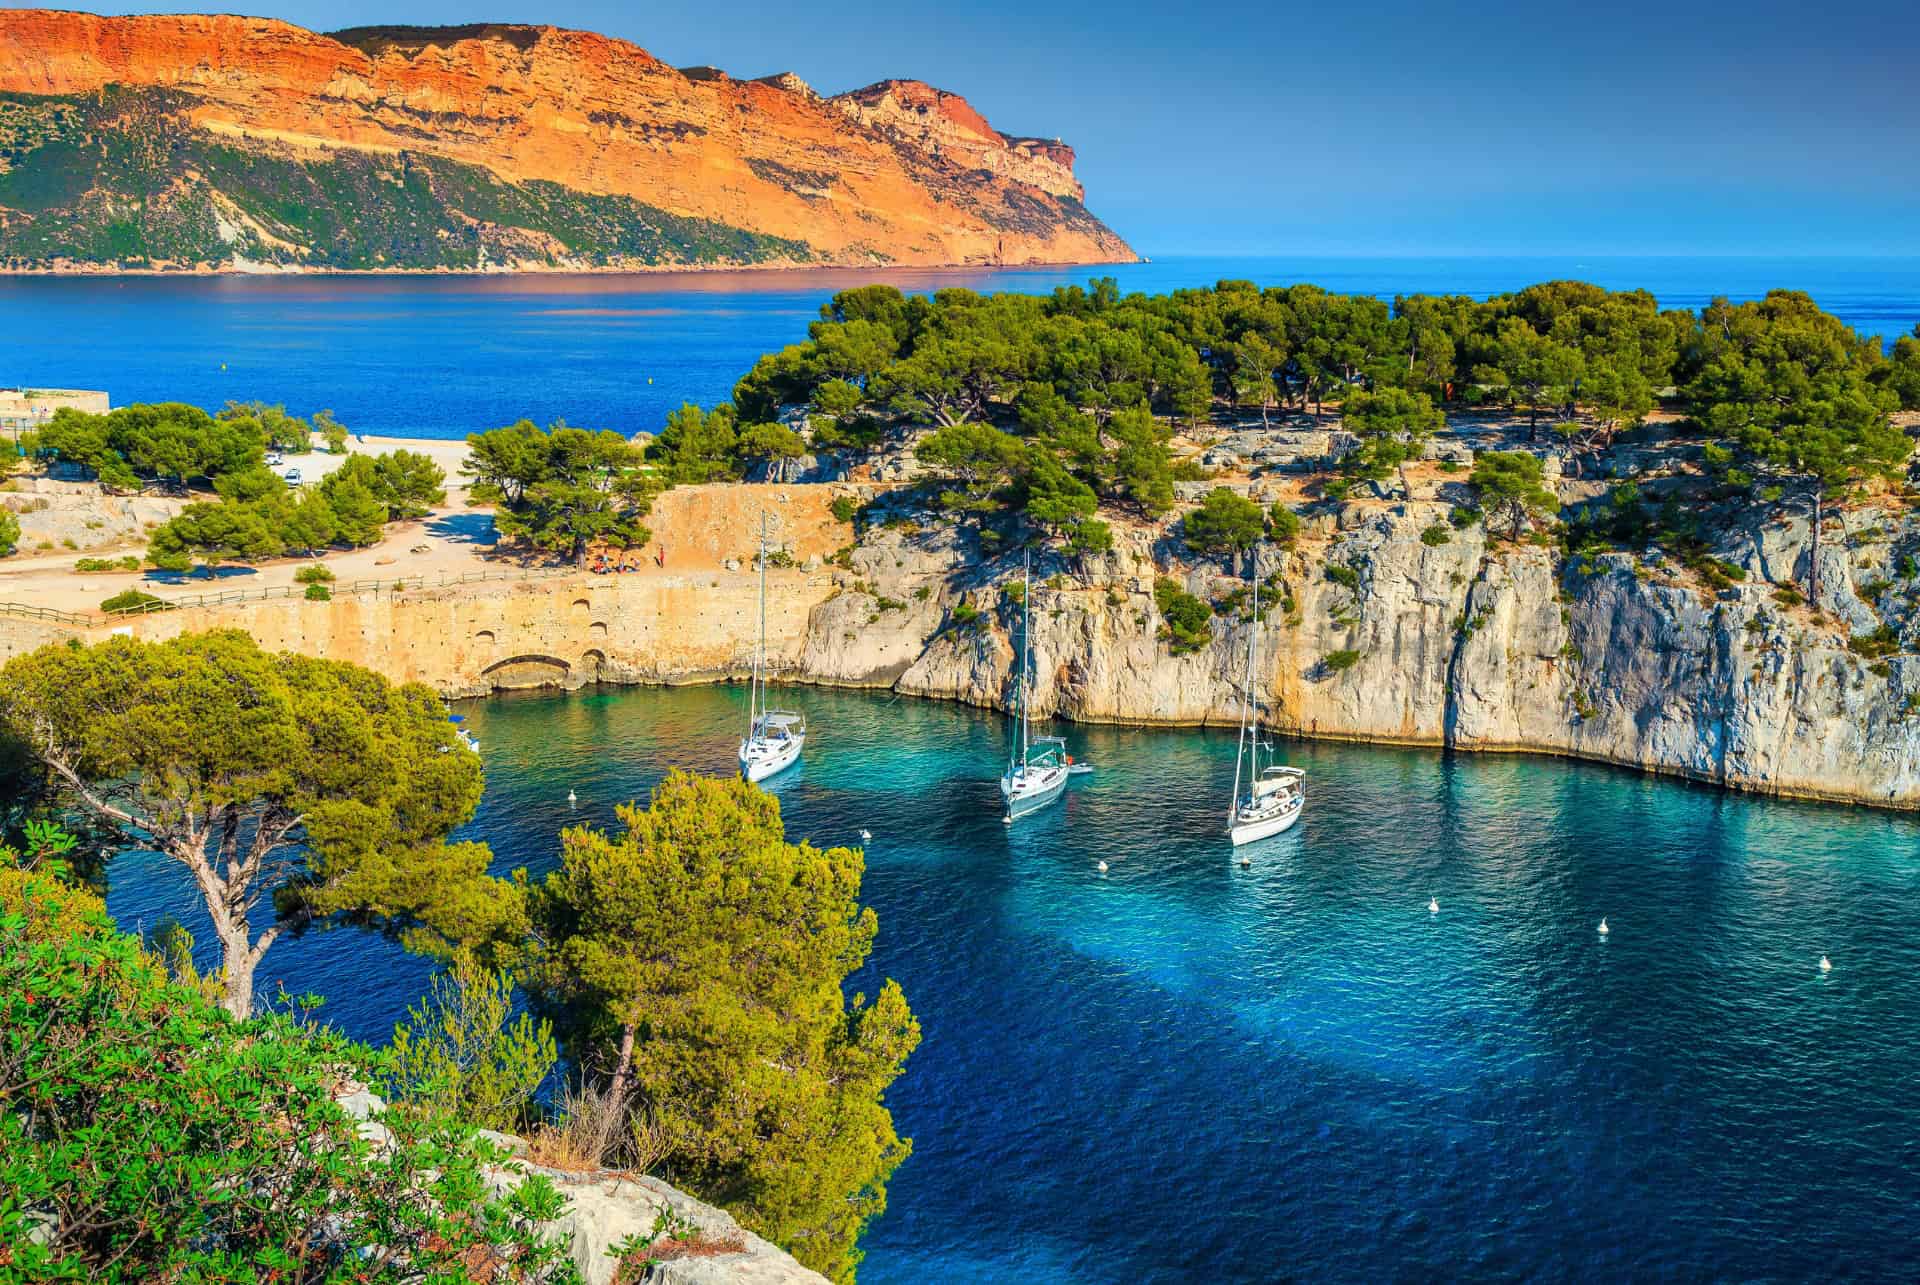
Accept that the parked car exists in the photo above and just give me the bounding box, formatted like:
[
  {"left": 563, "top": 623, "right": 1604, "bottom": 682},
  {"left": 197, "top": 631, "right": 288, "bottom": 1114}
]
[
  {"left": 265, "top": 451, "right": 284, "bottom": 466},
  {"left": 284, "top": 468, "right": 303, "bottom": 485}
]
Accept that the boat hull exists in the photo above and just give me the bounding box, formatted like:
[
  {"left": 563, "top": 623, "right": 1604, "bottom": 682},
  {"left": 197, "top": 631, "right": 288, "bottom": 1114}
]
[
  {"left": 1001, "top": 764, "right": 1070, "bottom": 819},
  {"left": 740, "top": 733, "right": 805, "bottom": 783},
  {"left": 1229, "top": 799, "right": 1303, "bottom": 846}
]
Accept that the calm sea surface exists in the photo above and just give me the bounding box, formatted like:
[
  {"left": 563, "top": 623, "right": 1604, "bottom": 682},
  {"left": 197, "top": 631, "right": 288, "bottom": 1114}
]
[
  {"left": 4, "top": 255, "right": 1919, "bottom": 439},
  {"left": 105, "top": 685, "right": 1920, "bottom": 1282}
]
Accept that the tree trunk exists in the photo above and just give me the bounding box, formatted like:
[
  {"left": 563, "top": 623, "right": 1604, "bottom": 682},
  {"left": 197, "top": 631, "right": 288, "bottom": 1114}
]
[
  {"left": 213, "top": 913, "right": 257, "bottom": 1018},
  {"left": 608, "top": 1020, "right": 638, "bottom": 1107},
  {"left": 1808, "top": 486, "right": 1823, "bottom": 610}
]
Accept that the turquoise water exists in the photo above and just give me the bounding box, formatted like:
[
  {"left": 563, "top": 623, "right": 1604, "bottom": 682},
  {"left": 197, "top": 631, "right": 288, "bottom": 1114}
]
[
  {"left": 5, "top": 255, "right": 1918, "bottom": 439},
  {"left": 104, "top": 684, "right": 1920, "bottom": 1281}
]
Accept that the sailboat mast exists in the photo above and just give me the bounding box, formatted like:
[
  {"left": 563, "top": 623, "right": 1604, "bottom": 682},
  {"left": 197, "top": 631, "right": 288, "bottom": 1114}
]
[
  {"left": 1021, "top": 555, "right": 1035, "bottom": 766},
  {"left": 750, "top": 514, "right": 766, "bottom": 735},
  {"left": 1231, "top": 574, "right": 1257, "bottom": 825},
  {"left": 1248, "top": 573, "right": 1262, "bottom": 779}
]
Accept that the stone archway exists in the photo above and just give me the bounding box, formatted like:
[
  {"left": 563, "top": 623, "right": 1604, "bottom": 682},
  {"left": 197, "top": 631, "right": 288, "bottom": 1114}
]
[
  {"left": 579, "top": 648, "right": 608, "bottom": 683},
  {"left": 481, "top": 653, "right": 572, "bottom": 691}
]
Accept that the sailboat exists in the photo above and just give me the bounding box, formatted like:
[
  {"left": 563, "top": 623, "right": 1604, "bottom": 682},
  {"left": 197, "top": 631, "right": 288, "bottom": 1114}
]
[
  {"left": 738, "top": 515, "right": 806, "bottom": 783},
  {"left": 1000, "top": 554, "right": 1073, "bottom": 822},
  {"left": 1227, "top": 575, "right": 1304, "bottom": 845}
]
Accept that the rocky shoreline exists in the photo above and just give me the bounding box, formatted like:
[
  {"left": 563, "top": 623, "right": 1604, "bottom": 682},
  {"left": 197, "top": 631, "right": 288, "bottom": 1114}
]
[{"left": 9, "top": 457, "right": 1919, "bottom": 814}]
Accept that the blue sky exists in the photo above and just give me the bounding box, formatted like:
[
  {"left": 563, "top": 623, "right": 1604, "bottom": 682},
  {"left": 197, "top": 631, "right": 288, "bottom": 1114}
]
[{"left": 49, "top": 0, "right": 1920, "bottom": 256}]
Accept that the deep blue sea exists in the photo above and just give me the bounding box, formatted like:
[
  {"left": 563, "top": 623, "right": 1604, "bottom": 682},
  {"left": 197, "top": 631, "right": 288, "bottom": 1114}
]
[
  {"left": 105, "top": 685, "right": 1920, "bottom": 1282},
  {"left": 4, "top": 255, "right": 1918, "bottom": 440}
]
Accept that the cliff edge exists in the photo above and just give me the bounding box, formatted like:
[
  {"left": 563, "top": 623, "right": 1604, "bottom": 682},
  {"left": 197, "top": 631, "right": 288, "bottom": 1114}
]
[{"left": 0, "top": 10, "right": 1135, "bottom": 272}]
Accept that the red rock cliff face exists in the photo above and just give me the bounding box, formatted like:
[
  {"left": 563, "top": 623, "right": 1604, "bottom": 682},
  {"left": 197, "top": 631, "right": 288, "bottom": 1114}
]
[{"left": 0, "top": 10, "right": 1135, "bottom": 268}]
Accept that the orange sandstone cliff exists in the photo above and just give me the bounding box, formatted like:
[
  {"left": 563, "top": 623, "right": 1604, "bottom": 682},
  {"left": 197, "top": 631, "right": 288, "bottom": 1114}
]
[{"left": 0, "top": 10, "right": 1135, "bottom": 271}]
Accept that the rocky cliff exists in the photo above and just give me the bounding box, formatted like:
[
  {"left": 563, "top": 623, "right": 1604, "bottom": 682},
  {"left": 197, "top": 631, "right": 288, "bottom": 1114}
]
[
  {"left": 800, "top": 498, "right": 1920, "bottom": 808},
  {"left": 0, "top": 10, "right": 1134, "bottom": 271},
  {"left": 19, "top": 476, "right": 1914, "bottom": 812}
]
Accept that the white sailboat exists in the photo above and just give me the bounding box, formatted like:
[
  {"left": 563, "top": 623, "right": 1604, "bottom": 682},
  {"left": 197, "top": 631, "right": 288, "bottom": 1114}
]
[
  {"left": 739, "top": 516, "right": 806, "bottom": 783},
  {"left": 1228, "top": 575, "right": 1304, "bottom": 846},
  {"left": 1000, "top": 554, "right": 1073, "bottom": 822}
]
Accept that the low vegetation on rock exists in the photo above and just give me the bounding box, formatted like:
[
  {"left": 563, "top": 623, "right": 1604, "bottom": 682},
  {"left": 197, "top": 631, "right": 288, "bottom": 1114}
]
[{"left": 0, "top": 824, "right": 582, "bottom": 1283}]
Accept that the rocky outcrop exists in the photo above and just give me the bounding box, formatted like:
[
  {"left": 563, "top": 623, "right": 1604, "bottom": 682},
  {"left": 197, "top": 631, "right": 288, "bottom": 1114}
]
[
  {"left": 827, "top": 80, "right": 1083, "bottom": 200},
  {"left": 0, "top": 10, "right": 1135, "bottom": 271},
  {"left": 753, "top": 498, "right": 1920, "bottom": 810},
  {"left": 335, "top": 1088, "right": 824, "bottom": 1284}
]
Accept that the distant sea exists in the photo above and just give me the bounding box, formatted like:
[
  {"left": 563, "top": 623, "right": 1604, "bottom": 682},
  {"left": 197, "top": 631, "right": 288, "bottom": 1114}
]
[{"left": 3, "top": 255, "right": 1917, "bottom": 440}]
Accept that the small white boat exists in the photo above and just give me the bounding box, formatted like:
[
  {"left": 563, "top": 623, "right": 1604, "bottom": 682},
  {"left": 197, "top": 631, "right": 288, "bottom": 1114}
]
[
  {"left": 741, "top": 709, "right": 806, "bottom": 782},
  {"left": 1227, "top": 575, "right": 1304, "bottom": 846},
  {"left": 1002, "top": 734, "right": 1072, "bottom": 819},
  {"left": 738, "top": 516, "right": 806, "bottom": 784},
  {"left": 1000, "top": 554, "right": 1075, "bottom": 823},
  {"left": 1230, "top": 766, "right": 1305, "bottom": 845}
]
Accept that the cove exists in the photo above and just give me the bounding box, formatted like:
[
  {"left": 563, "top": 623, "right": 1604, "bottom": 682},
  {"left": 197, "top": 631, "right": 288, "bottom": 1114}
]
[{"left": 103, "top": 683, "right": 1920, "bottom": 1281}]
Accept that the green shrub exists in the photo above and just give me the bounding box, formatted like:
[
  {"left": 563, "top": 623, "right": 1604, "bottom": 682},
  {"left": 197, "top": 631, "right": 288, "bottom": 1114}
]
[
  {"left": 1325, "top": 562, "right": 1361, "bottom": 590},
  {"left": 1154, "top": 576, "right": 1214, "bottom": 654},
  {"left": 949, "top": 600, "right": 982, "bottom": 631},
  {"left": 382, "top": 953, "right": 556, "bottom": 1133},
  {"left": 1321, "top": 648, "right": 1363, "bottom": 672},
  {"left": 1184, "top": 487, "right": 1266, "bottom": 556},
  {"left": 1067, "top": 518, "right": 1113, "bottom": 555},
  {"left": 1419, "top": 524, "right": 1452, "bottom": 547},
  {"left": 0, "top": 881, "right": 581, "bottom": 1283},
  {"left": 99, "top": 588, "right": 166, "bottom": 614},
  {"left": 1849, "top": 624, "right": 1901, "bottom": 659},
  {"left": 305, "top": 582, "right": 333, "bottom": 601},
  {"left": 72, "top": 555, "right": 140, "bottom": 572},
  {"left": 294, "top": 563, "right": 335, "bottom": 584},
  {"left": 829, "top": 495, "right": 860, "bottom": 524},
  {"left": 1268, "top": 503, "right": 1301, "bottom": 547}
]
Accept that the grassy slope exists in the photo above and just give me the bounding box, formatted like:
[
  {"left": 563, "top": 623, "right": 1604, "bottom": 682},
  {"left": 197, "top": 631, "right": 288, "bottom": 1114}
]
[{"left": 0, "top": 88, "right": 814, "bottom": 270}]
